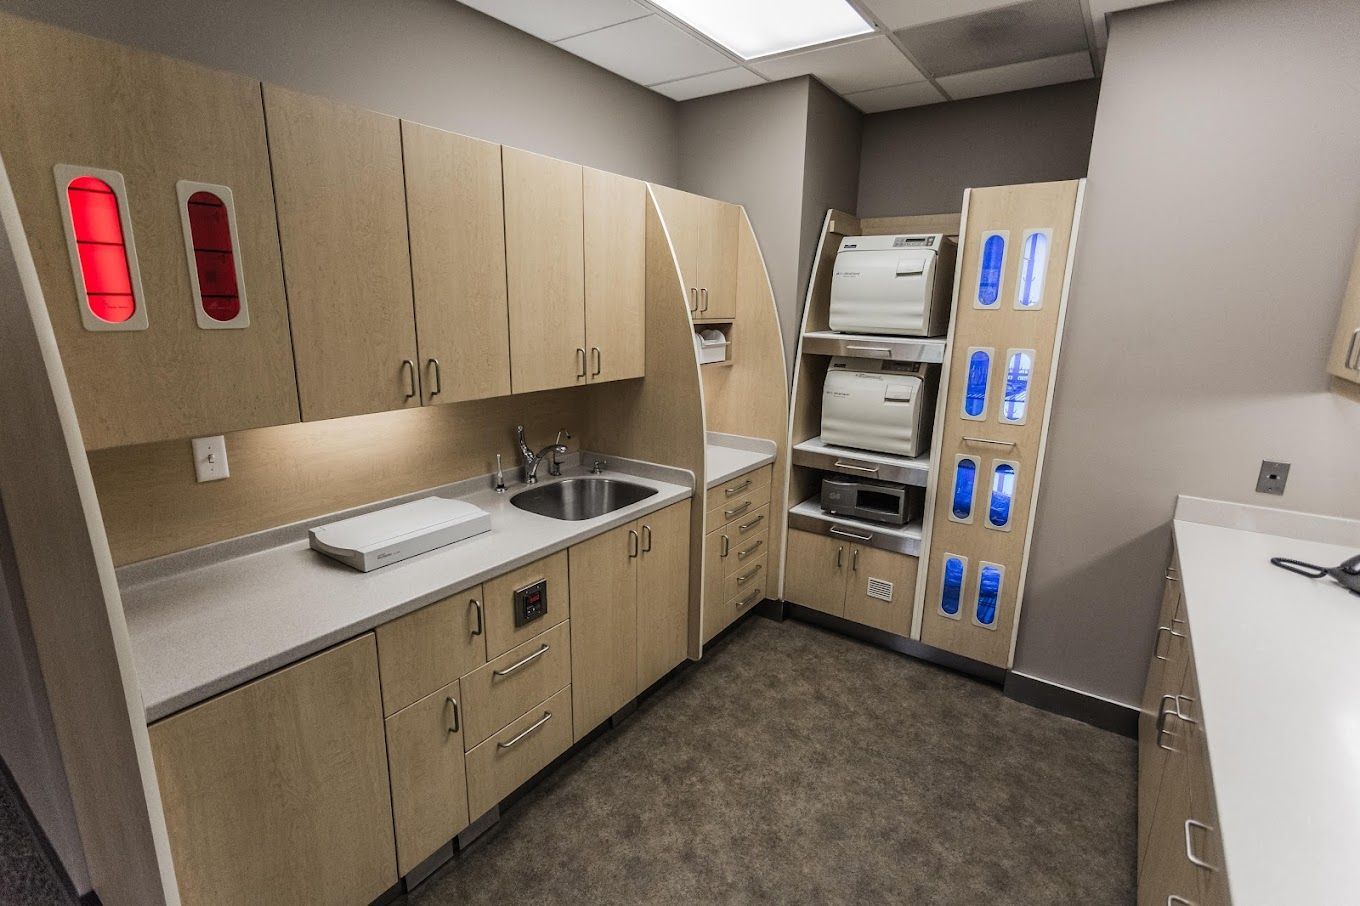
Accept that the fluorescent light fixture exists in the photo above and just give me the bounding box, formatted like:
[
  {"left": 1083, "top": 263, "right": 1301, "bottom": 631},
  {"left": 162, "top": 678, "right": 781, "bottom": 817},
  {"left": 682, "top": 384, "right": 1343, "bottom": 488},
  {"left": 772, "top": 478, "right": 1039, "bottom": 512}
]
[{"left": 649, "top": 0, "right": 873, "bottom": 60}]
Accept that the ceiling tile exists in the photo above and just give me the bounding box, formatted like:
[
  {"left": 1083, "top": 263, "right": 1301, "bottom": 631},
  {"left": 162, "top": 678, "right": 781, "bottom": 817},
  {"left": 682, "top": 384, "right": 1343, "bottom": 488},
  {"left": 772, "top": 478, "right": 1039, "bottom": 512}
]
[
  {"left": 650, "top": 67, "right": 767, "bottom": 101},
  {"left": 895, "top": 0, "right": 1089, "bottom": 77},
  {"left": 457, "top": 0, "right": 647, "bottom": 42},
  {"left": 843, "top": 81, "right": 946, "bottom": 113},
  {"left": 936, "top": 51, "right": 1094, "bottom": 99},
  {"left": 861, "top": 0, "right": 1028, "bottom": 31},
  {"left": 750, "top": 35, "right": 925, "bottom": 94},
  {"left": 557, "top": 15, "right": 733, "bottom": 86},
  {"left": 1088, "top": 0, "right": 1169, "bottom": 45}
]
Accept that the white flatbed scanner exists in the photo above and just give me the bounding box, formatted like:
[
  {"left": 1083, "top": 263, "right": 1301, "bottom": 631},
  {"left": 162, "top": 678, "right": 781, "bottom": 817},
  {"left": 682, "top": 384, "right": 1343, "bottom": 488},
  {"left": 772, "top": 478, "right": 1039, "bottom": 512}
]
[{"left": 309, "top": 496, "right": 491, "bottom": 572}]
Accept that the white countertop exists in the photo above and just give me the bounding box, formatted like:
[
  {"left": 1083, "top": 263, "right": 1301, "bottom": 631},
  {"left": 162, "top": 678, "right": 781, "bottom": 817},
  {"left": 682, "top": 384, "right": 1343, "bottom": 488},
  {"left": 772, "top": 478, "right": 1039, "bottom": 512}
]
[
  {"left": 120, "top": 460, "right": 692, "bottom": 722},
  {"left": 705, "top": 432, "right": 776, "bottom": 489},
  {"left": 1173, "top": 497, "right": 1360, "bottom": 906}
]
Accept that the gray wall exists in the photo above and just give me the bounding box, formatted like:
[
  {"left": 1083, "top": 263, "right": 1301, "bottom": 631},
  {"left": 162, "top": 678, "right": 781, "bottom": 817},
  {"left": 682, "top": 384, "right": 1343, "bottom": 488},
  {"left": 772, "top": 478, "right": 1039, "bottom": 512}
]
[
  {"left": 857, "top": 80, "right": 1100, "bottom": 217},
  {"left": 0, "top": 0, "right": 679, "bottom": 183},
  {"left": 1016, "top": 0, "right": 1360, "bottom": 706}
]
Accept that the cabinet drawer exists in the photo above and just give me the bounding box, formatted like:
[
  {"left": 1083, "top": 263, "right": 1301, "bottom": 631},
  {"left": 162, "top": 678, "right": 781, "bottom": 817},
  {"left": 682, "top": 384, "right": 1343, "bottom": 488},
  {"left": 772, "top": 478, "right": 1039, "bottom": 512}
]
[
  {"left": 720, "top": 552, "right": 768, "bottom": 606},
  {"left": 703, "top": 564, "right": 767, "bottom": 644},
  {"left": 706, "top": 484, "right": 770, "bottom": 531},
  {"left": 483, "top": 551, "right": 569, "bottom": 660},
  {"left": 461, "top": 621, "right": 571, "bottom": 749},
  {"left": 727, "top": 529, "right": 770, "bottom": 577},
  {"left": 465, "top": 685, "right": 573, "bottom": 820},
  {"left": 375, "top": 587, "right": 487, "bottom": 716},
  {"left": 705, "top": 465, "right": 772, "bottom": 510}
]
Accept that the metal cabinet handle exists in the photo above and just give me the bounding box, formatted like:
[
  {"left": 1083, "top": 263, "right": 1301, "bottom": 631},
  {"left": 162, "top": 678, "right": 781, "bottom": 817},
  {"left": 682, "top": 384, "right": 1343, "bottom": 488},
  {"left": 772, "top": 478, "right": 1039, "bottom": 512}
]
[
  {"left": 1348, "top": 328, "right": 1360, "bottom": 370},
  {"left": 1172, "top": 694, "right": 1198, "bottom": 725},
  {"left": 844, "top": 344, "right": 893, "bottom": 357},
  {"left": 735, "top": 587, "right": 762, "bottom": 609},
  {"left": 725, "top": 478, "right": 752, "bottom": 497},
  {"left": 469, "top": 598, "right": 484, "bottom": 637},
  {"left": 737, "top": 564, "right": 762, "bottom": 585},
  {"left": 739, "top": 514, "right": 764, "bottom": 533},
  {"left": 446, "top": 696, "right": 460, "bottom": 734},
  {"left": 738, "top": 539, "right": 763, "bottom": 561},
  {"left": 1167, "top": 897, "right": 1197, "bottom": 905},
  {"left": 492, "top": 643, "right": 550, "bottom": 678},
  {"left": 576, "top": 347, "right": 587, "bottom": 378},
  {"left": 427, "top": 358, "right": 442, "bottom": 397},
  {"left": 628, "top": 529, "right": 640, "bottom": 558},
  {"left": 724, "top": 500, "right": 752, "bottom": 519},
  {"left": 591, "top": 346, "right": 602, "bottom": 377},
  {"left": 836, "top": 546, "right": 844, "bottom": 569},
  {"left": 1153, "top": 624, "right": 1185, "bottom": 661},
  {"left": 700, "top": 287, "right": 709, "bottom": 313},
  {"left": 829, "top": 526, "right": 873, "bottom": 542},
  {"left": 962, "top": 436, "right": 1016, "bottom": 448},
  {"left": 1183, "top": 820, "right": 1219, "bottom": 871},
  {"left": 834, "top": 459, "right": 880, "bottom": 475},
  {"left": 720, "top": 534, "right": 730, "bottom": 557},
  {"left": 497, "top": 711, "right": 552, "bottom": 749},
  {"left": 851, "top": 548, "right": 859, "bottom": 571},
  {"left": 401, "top": 359, "right": 417, "bottom": 399},
  {"left": 689, "top": 288, "right": 698, "bottom": 313},
  {"left": 641, "top": 524, "right": 653, "bottom": 553},
  {"left": 1155, "top": 694, "right": 1181, "bottom": 752}
]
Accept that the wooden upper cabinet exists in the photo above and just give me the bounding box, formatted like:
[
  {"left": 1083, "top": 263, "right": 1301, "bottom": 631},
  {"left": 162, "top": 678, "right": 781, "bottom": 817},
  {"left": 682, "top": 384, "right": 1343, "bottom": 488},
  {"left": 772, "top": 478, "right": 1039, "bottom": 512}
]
[
  {"left": 0, "top": 15, "right": 299, "bottom": 449},
  {"left": 695, "top": 197, "right": 739, "bottom": 320},
  {"left": 1327, "top": 233, "right": 1360, "bottom": 383},
  {"left": 264, "top": 85, "right": 419, "bottom": 421},
  {"left": 403, "top": 123, "right": 512, "bottom": 403},
  {"left": 584, "top": 167, "right": 645, "bottom": 384},
  {"left": 649, "top": 184, "right": 700, "bottom": 314},
  {"left": 503, "top": 147, "right": 586, "bottom": 395}
]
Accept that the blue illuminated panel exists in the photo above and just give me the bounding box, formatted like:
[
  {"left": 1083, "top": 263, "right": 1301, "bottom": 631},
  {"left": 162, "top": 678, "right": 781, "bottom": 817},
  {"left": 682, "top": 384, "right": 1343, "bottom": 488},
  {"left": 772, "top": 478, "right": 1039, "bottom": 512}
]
[
  {"left": 977, "top": 233, "right": 1005, "bottom": 307},
  {"left": 1001, "top": 350, "right": 1033, "bottom": 424},
  {"left": 941, "top": 556, "right": 966, "bottom": 617},
  {"left": 976, "top": 565, "right": 1003, "bottom": 626},
  {"left": 988, "top": 463, "right": 1016, "bottom": 528},
  {"left": 1016, "top": 230, "right": 1050, "bottom": 308},
  {"left": 952, "top": 458, "right": 977, "bottom": 521},
  {"left": 963, "top": 349, "right": 990, "bottom": 418}
]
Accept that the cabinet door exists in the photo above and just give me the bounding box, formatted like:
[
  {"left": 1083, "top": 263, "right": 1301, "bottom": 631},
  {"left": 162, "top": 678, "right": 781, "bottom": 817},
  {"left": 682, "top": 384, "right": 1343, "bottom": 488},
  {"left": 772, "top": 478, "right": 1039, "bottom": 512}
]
[
  {"left": 696, "top": 198, "right": 739, "bottom": 319},
  {"left": 385, "top": 681, "right": 469, "bottom": 877},
  {"left": 403, "top": 122, "right": 511, "bottom": 403},
  {"left": 649, "top": 184, "right": 700, "bottom": 314},
  {"left": 374, "top": 587, "right": 487, "bottom": 717},
  {"left": 1138, "top": 567, "right": 1186, "bottom": 865},
  {"left": 584, "top": 167, "right": 645, "bottom": 383},
  {"left": 783, "top": 529, "right": 848, "bottom": 617},
  {"left": 843, "top": 545, "right": 917, "bottom": 637},
  {"left": 1326, "top": 234, "right": 1360, "bottom": 382},
  {"left": 264, "top": 85, "right": 419, "bottom": 421},
  {"left": 569, "top": 521, "right": 639, "bottom": 739},
  {"left": 1137, "top": 733, "right": 1200, "bottom": 906},
  {"left": 637, "top": 501, "right": 692, "bottom": 690},
  {"left": 504, "top": 147, "right": 586, "bottom": 394},
  {"left": 150, "top": 634, "right": 396, "bottom": 906}
]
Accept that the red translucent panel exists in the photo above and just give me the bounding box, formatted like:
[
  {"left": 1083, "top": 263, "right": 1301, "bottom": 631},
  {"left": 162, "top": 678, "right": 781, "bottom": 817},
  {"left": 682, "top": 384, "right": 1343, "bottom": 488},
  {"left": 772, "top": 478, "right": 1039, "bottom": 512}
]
[
  {"left": 185, "top": 191, "right": 240, "bottom": 322},
  {"left": 66, "top": 176, "right": 137, "bottom": 323}
]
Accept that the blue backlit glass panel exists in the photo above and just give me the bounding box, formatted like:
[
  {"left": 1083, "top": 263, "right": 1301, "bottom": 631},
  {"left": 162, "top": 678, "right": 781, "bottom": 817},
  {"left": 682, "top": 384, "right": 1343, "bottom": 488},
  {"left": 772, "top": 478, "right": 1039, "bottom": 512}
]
[
  {"left": 952, "top": 458, "right": 977, "bottom": 520},
  {"left": 941, "top": 557, "right": 965, "bottom": 616},
  {"left": 978, "top": 233, "right": 1004, "bottom": 307},
  {"left": 989, "top": 463, "right": 1016, "bottom": 528},
  {"left": 1017, "top": 231, "right": 1050, "bottom": 308},
  {"left": 1002, "top": 351, "right": 1033, "bottom": 423},
  {"left": 964, "top": 349, "right": 990, "bottom": 417},
  {"left": 977, "top": 565, "right": 1002, "bottom": 626}
]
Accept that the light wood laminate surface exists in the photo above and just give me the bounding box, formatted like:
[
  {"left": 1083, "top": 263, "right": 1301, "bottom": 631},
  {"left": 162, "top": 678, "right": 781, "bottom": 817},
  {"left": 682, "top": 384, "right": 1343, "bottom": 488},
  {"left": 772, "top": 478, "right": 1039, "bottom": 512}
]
[
  {"left": 385, "top": 680, "right": 469, "bottom": 877},
  {"left": 636, "top": 500, "right": 692, "bottom": 690},
  {"left": 481, "top": 550, "right": 570, "bottom": 660},
  {"left": 584, "top": 167, "right": 645, "bottom": 384},
  {"left": 569, "top": 522, "right": 638, "bottom": 739},
  {"left": 465, "top": 685, "right": 574, "bottom": 820},
  {"left": 375, "top": 586, "right": 487, "bottom": 716},
  {"left": 460, "top": 621, "right": 572, "bottom": 749},
  {"left": 783, "top": 528, "right": 847, "bottom": 618}
]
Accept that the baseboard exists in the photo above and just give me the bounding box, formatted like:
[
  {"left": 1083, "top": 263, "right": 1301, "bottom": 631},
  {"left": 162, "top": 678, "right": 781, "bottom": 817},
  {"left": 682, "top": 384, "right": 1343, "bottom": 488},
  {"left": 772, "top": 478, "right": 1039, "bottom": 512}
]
[
  {"left": 1003, "top": 671, "right": 1138, "bottom": 738},
  {"left": 0, "top": 754, "right": 94, "bottom": 904}
]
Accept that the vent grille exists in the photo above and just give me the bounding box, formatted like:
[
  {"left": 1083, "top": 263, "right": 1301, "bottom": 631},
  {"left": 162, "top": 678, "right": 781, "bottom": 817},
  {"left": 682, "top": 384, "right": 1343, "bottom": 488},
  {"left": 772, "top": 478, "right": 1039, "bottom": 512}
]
[{"left": 867, "top": 578, "right": 894, "bottom": 602}]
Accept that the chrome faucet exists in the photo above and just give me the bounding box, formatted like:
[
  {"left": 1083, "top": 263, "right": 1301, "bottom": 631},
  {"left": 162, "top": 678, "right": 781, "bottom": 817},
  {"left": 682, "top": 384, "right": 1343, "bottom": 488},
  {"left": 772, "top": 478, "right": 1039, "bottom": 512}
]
[{"left": 515, "top": 425, "right": 569, "bottom": 485}]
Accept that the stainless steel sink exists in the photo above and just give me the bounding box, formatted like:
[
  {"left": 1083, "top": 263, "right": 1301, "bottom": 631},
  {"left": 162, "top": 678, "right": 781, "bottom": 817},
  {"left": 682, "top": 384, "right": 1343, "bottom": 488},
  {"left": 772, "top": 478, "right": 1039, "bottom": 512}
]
[{"left": 510, "top": 478, "right": 657, "bottom": 521}]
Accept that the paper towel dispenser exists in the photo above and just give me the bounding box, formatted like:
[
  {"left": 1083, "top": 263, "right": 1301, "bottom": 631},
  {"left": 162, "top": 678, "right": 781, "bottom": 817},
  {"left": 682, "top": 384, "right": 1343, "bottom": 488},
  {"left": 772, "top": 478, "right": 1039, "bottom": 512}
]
[{"left": 829, "top": 234, "right": 956, "bottom": 337}]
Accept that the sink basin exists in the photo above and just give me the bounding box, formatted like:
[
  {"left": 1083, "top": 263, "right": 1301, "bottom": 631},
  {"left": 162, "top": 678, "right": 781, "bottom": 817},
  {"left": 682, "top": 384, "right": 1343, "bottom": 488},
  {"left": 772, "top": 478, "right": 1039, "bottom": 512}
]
[{"left": 511, "top": 478, "right": 658, "bottom": 521}]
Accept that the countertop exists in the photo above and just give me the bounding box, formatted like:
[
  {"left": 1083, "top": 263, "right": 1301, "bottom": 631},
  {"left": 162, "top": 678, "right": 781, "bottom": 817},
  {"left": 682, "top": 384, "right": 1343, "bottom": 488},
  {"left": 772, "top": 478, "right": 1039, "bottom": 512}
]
[
  {"left": 1172, "top": 497, "right": 1360, "bottom": 905},
  {"left": 119, "top": 456, "right": 693, "bottom": 722},
  {"left": 705, "top": 432, "right": 777, "bottom": 489}
]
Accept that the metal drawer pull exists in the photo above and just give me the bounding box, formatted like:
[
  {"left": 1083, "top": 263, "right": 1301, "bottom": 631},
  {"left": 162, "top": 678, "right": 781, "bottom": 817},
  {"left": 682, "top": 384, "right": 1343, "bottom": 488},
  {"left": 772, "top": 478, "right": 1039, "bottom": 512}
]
[
  {"left": 629, "top": 529, "right": 640, "bottom": 558},
  {"left": 401, "top": 359, "right": 417, "bottom": 399},
  {"left": 428, "top": 358, "right": 442, "bottom": 396},
  {"left": 739, "top": 514, "right": 764, "bottom": 533},
  {"left": 962, "top": 436, "right": 1016, "bottom": 448},
  {"left": 591, "top": 346, "right": 602, "bottom": 377},
  {"left": 1183, "top": 820, "right": 1219, "bottom": 871},
  {"left": 1155, "top": 694, "right": 1181, "bottom": 752},
  {"left": 844, "top": 344, "right": 893, "bottom": 357},
  {"left": 736, "top": 588, "right": 762, "bottom": 609},
  {"left": 1348, "top": 328, "right": 1360, "bottom": 370},
  {"left": 497, "top": 711, "right": 552, "bottom": 749},
  {"left": 641, "top": 524, "right": 653, "bottom": 553},
  {"left": 1153, "top": 624, "right": 1185, "bottom": 660},
  {"left": 833, "top": 459, "right": 880, "bottom": 475},
  {"left": 725, "top": 478, "right": 753, "bottom": 497},
  {"left": 689, "top": 288, "right": 698, "bottom": 313},
  {"left": 445, "top": 697, "right": 460, "bottom": 734},
  {"left": 836, "top": 546, "right": 844, "bottom": 568},
  {"left": 576, "top": 347, "right": 587, "bottom": 378},
  {"left": 720, "top": 534, "right": 730, "bottom": 557},
  {"left": 738, "top": 539, "right": 763, "bottom": 560},
  {"left": 725, "top": 500, "right": 753, "bottom": 519},
  {"left": 700, "top": 287, "right": 709, "bottom": 312},
  {"left": 1167, "top": 897, "right": 1196, "bottom": 906},
  {"left": 829, "top": 526, "right": 873, "bottom": 542},
  {"left": 1165, "top": 571, "right": 1180, "bottom": 582},
  {"left": 470, "top": 598, "right": 485, "bottom": 637},
  {"left": 1173, "top": 694, "right": 1198, "bottom": 724},
  {"left": 492, "top": 644, "right": 550, "bottom": 677},
  {"left": 851, "top": 548, "right": 859, "bottom": 571},
  {"left": 737, "top": 564, "right": 762, "bottom": 585}
]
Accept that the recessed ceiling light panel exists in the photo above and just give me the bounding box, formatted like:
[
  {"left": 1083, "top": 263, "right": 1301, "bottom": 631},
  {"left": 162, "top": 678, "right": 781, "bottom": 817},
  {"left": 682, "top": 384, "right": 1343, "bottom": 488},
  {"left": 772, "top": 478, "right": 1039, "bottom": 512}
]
[{"left": 648, "top": 0, "right": 874, "bottom": 60}]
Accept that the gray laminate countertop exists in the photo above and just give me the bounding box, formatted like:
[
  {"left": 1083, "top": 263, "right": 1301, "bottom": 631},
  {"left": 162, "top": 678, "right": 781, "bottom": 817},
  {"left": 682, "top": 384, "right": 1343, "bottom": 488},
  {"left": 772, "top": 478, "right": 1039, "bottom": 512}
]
[
  {"left": 119, "top": 456, "right": 693, "bottom": 722},
  {"left": 705, "top": 432, "right": 777, "bottom": 489}
]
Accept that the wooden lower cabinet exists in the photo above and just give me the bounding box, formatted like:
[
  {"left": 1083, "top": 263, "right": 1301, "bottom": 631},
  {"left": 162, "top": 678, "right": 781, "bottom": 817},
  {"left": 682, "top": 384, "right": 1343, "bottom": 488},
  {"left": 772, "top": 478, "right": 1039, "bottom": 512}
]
[
  {"left": 461, "top": 621, "right": 572, "bottom": 749},
  {"left": 385, "top": 681, "right": 470, "bottom": 877},
  {"left": 466, "top": 686, "right": 574, "bottom": 819},
  {"left": 636, "top": 500, "right": 693, "bottom": 689},
  {"left": 843, "top": 544, "right": 917, "bottom": 637},
  {"left": 482, "top": 551, "right": 570, "bottom": 660},
  {"left": 783, "top": 529, "right": 848, "bottom": 617},
  {"left": 374, "top": 585, "right": 487, "bottom": 717},
  {"left": 149, "top": 635, "right": 396, "bottom": 906}
]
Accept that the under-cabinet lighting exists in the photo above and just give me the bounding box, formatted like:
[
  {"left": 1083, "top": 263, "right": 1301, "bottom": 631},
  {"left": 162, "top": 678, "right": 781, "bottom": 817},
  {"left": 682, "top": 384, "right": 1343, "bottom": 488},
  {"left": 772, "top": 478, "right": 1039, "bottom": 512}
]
[{"left": 649, "top": 0, "right": 873, "bottom": 60}]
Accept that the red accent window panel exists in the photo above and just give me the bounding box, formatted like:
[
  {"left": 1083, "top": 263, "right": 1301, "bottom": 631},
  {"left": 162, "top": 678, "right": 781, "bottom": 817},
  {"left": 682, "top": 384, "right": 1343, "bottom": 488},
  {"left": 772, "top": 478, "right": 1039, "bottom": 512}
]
[
  {"left": 65, "top": 175, "right": 137, "bottom": 323},
  {"left": 185, "top": 191, "right": 241, "bottom": 322}
]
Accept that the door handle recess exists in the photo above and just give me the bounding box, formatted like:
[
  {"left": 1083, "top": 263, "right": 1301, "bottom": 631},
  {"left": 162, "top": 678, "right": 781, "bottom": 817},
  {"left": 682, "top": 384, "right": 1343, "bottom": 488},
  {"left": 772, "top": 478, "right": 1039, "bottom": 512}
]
[
  {"left": 492, "top": 644, "right": 549, "bottom": 678},
  {"left": 497, "top": 711, "right": 552, "bottom": 749},
  {"left": 401, "top": 359, "right": 417, "bottom": 400}
]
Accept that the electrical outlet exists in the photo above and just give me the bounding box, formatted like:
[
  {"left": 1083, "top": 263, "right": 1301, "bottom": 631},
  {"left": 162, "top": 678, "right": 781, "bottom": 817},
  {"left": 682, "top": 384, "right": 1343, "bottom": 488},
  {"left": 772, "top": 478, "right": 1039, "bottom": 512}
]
[
  {"left": 1255, "top": 460, "right": 1289, "bottom": 496},
  {"left": 191, "top": 435, "right": 229, "bottom": 483}
]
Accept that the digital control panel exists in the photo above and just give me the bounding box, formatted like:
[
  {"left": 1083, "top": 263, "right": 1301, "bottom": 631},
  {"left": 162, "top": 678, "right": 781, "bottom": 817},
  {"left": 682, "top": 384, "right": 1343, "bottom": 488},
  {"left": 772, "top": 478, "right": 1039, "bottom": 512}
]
[{"left": 513, "top": 579, "right": 547, "bottom": 627}]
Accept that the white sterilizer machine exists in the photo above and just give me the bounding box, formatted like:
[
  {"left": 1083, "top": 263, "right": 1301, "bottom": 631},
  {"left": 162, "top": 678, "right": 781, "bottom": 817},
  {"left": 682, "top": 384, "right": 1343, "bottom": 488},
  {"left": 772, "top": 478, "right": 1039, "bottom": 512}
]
[
  {"left": 828, "top": 234, "right": 956, "bottom": 337},
  {"left": 821, "top": 357, "right": 938, "bottom": 458}
]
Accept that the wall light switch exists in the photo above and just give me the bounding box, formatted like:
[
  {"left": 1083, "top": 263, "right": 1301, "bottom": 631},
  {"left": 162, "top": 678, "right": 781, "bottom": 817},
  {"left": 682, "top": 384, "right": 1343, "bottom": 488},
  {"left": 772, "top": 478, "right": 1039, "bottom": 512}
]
[
  {"left": 1256, "top": 460, "right": 1289, "bottom": 496},
  {"left": 192, "top": 435, "right": 229, "bottom": 483}
]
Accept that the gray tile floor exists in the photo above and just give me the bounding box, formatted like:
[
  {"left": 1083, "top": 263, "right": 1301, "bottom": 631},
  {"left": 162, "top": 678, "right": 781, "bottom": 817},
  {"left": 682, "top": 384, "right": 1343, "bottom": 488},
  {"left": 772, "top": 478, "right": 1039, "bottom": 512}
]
[{"left": 0, "top": 614, "right": 1136, "bottom": 905}]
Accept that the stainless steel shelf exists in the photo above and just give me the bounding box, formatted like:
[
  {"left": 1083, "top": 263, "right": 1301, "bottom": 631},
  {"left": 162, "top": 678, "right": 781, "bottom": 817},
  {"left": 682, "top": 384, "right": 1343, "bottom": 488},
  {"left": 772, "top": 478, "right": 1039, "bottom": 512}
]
[
  {"left": 787, "top": 497, "right": 922, "bottom": 557},
  {"left": 801, "top": 330, "right": 947, "bottom": 364},
  {"left": 791, "top": 436, "right": 931, "bottom": 488}
]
